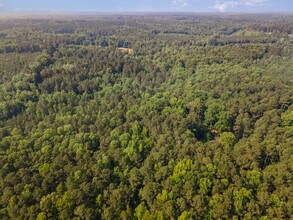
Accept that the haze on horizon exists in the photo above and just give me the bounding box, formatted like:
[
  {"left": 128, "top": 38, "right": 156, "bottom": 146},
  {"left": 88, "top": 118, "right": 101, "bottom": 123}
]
[{"left": 0, "top": 0, "right": 292, "bottom": 13}]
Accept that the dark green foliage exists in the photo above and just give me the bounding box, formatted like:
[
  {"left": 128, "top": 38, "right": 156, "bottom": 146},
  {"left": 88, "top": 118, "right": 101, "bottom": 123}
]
[{"left": 0, "top": 14, "right": 292, "bottom": 219}]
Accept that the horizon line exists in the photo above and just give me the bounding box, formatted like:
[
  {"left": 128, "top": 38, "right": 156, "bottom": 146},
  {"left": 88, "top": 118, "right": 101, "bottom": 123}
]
[{"left": 1, "top": 10, "right": 293, "bottom": 14}]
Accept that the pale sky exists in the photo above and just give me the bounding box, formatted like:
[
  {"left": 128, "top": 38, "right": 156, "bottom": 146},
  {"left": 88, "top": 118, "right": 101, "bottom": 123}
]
[{"left": 0, "top": 0, "right": 292, "bottom": 13}]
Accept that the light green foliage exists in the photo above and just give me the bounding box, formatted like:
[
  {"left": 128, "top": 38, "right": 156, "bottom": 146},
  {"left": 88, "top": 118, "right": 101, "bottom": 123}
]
[
  {"left": 38, "top": 163, "right": 51, "bottom": 174},
  {"left": 204, "top": 102, "right": 231, "bottom": 132},
  {"left": 281, "top": 109, "right": 293, "bottom": 127},
  {"left": 246, "top": 170, "right": 262, "bottom": 187},
  {"left": 171, "top": 159, "right": 193, "bottom": 184},
  {"left": 156, "top": 190, "right": 174, "bottom": 204},
  {"left": 56, "top": 192, "right": 74, "bottom": 212},
  {"left": 270, "top": 194, "right": 284, "bottom": 208},
  {"left": 36, "top": 212, "right": 47, "bottom": 220},
  {"left": 233, "top": 188, "right": 252, "bottom": 215},
  {"left": 178, "top": 211, "right": 192, "bottom": 220},
  {"left": 220, "top": 132, "right": 236, "bottom": 148},
  {"left": 199, "top": 177, "right": 212, "bottom": 195},
  {"left": 135, "top": 202, "right": 148, "bottom": 220}
]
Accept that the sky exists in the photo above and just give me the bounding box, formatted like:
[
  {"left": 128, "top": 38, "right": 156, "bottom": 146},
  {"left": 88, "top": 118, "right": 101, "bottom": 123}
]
[{"left": 0, "top": 0, "right": 292, "bottom": 13}]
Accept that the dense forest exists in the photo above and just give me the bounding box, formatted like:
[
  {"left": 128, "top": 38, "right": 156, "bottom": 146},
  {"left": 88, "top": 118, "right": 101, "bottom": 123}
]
[{"left": 0, "top": 13, "right": 292, "bottom": 219}]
